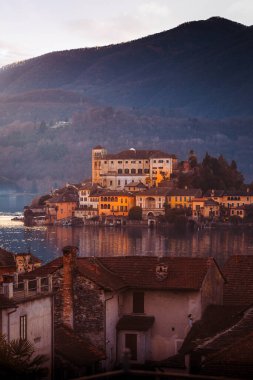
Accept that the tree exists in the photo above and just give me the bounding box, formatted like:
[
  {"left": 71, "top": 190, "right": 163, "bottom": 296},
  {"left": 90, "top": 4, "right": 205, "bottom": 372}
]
[
  {"left": 0, "top": 334, "right": 48, "bottom": 380},
  {"left": 128, "top": 206, "right": 142, "bottom": 220}
]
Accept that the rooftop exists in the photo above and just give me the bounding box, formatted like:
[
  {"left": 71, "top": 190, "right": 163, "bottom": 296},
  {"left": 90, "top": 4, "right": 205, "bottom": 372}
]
[
  {"left": 0, "top": 248, "right": 16, "bottom": 268},
  {"left": 223, "top": 255, "right": 253, "bottom": 306},
  {"left": 23, "top": 256, "right": 222, "bottom": 292},
  {"left": 105, "top": 149, "right": 176, "bottom": 160},
  {"left": 55, "top": 325, "right": 105, "bottom": 367}
]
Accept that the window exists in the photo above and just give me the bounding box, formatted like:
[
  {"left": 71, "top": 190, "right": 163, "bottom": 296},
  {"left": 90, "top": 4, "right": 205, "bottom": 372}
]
[
  {"left": 118, "top": 180, "right": 121, "bottom": 186},
  {"left": 131, "top": 169, "right": 136, "bottom": 174},
  {"left": 125, "top": 334, "right": 137, "bottom": 360},
  {"left": 158, "top": 160, "right": 163, "bottom": 163},
  {"left": 138, "top": 169, "right": 142, "bottom": 174},
  {"left": 118, "top": 169, "right": 123, "bottom": 174},
  {"left": 110, "top": 181, "right": 113, "bottom": 186},
  {"left": 125, "top": 169, "right": 129, "bottom": 174},
  {"left": 118, "top": 161, "right": 123, "bottom": 164},
  {"left": 144, "top": 169, "right": 149, "bottom": 174},
  {"left": 104, "top": 161, "right": 107, "bottom": 164},
  {"left": 153, "top": 160, "right": 156, "bottom": 163},
  {"left": 133, "top": 292, "right": 144, "bottom": 313},
  {"left": 20, "top": 315, "right": 27, "bottom": 340},
  {"left": 131, "top": 161, "right": 136, "bottom": 164}
]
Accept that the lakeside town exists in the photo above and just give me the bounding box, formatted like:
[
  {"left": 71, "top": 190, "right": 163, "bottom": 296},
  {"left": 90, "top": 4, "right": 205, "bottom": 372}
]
[
  {"left": 24, "top": 146, "right": 253, "bottom": 228},
  {"left": 0, "top": 146, "right": 252, "bottom": 378}
]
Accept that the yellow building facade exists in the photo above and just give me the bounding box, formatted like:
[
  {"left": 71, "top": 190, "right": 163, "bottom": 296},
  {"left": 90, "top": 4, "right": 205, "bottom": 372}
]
[
  {"left": 98, "top": 191, "right": 135, "bottom": 217},
  {"left": 167, "top": 189, "right": 202, "bottom": 209}
]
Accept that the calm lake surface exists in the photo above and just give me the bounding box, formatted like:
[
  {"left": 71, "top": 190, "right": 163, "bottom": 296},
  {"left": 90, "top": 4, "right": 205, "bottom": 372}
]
[{"left": 0, "top": 194, "right": 253, "bottom": 267}]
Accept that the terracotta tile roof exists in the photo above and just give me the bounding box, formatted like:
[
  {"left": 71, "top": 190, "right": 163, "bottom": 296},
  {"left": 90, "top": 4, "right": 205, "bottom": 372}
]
[
  {"left": 117, "top": 315, "right": 155, "bottom": 331},
  {"left": 196, "top": 306, "right": 253, "bottom": 353},
  {"left": 136, "top": 187, "right": 169, "bottom": 196},
  {"left": 168, "top": 188, "right": 202, "bottom": 197},
  {"left": 124, "top": 181, "right": 147, "bottom": 188},
  {"left": 22, "top": 257, "right": 63, "bottom": 279},
  {"left": 23, "top": 256, "right": 222, "bottom": 292},
  {"left": 97, "top": 256, "right": 220, "bottom": 290},
  {"left": 201, "top": 331, "right": 253, "bottom": 378},
  {"left": 55, "top": 325, "right": 105, "bottom": 367},
  {"left": 98, "top": 190, "right": 134, "bottom": 197},
  {"left": 180, "top": 305, "right": 244, "bottom": 354},
  {"left": 0, "top": 248, "right": 16, "bottom": 268},
  {"left": 0, "top": 294, "right": 17, "bottom": 309},
  {"left": 223, "top": 255, "right": 253, "bottom": 306},
  {"left": 77, "top": 258, "right": 126, "bottom": 291},
  {"left": 204, "top": 190, "right": 225, "bottom": 197},
  {"left": 105, "top": 149, "right": 176, "bottom": 160},
  {"left": 47, "top": 191, "right": 78, "bottom": 203}
]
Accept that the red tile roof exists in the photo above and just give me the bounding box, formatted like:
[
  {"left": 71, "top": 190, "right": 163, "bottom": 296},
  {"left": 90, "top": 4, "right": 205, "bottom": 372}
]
[
  {"left": 223, "top": 255, "right": 253, "bottom": 306},
  {"left": 117, "top": 315, "right": 155, "bottom": 331},
  {"left": 201, "top": 331, "right": 253, "bottom": 378},
  {"left": 97, "top": 256, "right": 220, "bottom": 290},
  {"left": 0, "top": 248, "right": 16, "bottom": 268},
  {"left": 168, "top": 189, "right": 202, "bottom": 197},
  {"left": 180, "top": 305, "right": 244, "bottom": 354},
  {"left": 55, "top": 325, "right": 105, "bottom": 367},
  {"left": 23, "top": 256, "right": 222, "bottom": 292},
  {"left": 105, "top": 149, "right": 176, "bottom": 160}
]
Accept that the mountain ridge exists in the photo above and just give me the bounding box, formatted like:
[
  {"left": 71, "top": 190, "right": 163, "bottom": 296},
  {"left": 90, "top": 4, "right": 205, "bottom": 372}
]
[{"left": 0, "top": 17, "right": 252, "bottom": 117}]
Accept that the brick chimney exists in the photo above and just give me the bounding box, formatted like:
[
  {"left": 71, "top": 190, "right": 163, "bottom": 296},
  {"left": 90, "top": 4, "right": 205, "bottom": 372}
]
[{"left": 62, "top": 246, "right": 78, "bottom": 329}]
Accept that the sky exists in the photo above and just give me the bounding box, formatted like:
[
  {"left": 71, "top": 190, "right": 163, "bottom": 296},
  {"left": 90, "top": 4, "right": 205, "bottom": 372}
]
[{"left": 0, "top": 0, "right": 253, "bottom": 68}]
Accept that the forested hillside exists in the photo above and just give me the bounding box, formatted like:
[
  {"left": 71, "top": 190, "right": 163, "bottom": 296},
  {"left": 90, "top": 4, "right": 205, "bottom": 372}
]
[{"left": 0, "top": 17, "right": 252, "bottom": 191}]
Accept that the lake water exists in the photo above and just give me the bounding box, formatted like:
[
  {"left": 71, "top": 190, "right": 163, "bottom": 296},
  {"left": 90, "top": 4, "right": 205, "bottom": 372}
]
[{"left": 0, "top": 194, "right": 253, "bottom": 267}]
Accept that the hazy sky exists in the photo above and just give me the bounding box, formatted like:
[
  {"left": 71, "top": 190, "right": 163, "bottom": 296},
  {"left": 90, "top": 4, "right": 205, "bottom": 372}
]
[{"left": 1, "top": 0, "right": 253, "bottom": 67}]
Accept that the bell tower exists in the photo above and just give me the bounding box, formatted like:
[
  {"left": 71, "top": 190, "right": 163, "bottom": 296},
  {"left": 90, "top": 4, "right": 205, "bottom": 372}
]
[{"left": 92, "top": 146, "right": 107, "bottom": 185}]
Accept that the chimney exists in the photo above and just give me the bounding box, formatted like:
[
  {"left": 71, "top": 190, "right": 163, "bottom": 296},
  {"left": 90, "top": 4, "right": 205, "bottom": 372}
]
[
  {"left": 3, "top": 274, "right": 14, "bottom": 299},
  {"left": 62, "top": 246, "right": 78, "bottom": 329}
]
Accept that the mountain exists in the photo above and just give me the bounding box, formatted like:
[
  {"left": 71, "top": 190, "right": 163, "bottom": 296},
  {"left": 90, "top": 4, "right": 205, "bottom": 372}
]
[
  {"left": 0, "top": 17, "right": 253, "bottom": 118},
  {"left": 0, "top": 17, "right": 253, "bottom": 191}
]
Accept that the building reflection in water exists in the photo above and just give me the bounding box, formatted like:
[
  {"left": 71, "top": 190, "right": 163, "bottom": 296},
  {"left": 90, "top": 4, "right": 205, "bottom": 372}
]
[{"left": 41, "top": 225, "right": 253, "bottom": 266}]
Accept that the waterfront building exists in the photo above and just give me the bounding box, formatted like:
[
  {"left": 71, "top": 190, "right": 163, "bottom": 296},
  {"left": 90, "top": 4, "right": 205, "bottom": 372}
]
[
  {"left": 45, "top": 188, "right": 78, "bottom": 224},
  {"left": 135, "top": 187, "right": 169, "bottom": 219},
  {"left": 75, "top": 182, "right": 103, "bottom": 220},
  {"left": 92, "top": 146, "right": 177, "bottom": 189},
  {"left": 98, "top": 190, "right": 135, "bottom": 217},
  {"left": 167, "top": 188, "right": 202, "bottom": 209},
  {"left": 191, "top": 198, "right": 220, "bottom": 220}
]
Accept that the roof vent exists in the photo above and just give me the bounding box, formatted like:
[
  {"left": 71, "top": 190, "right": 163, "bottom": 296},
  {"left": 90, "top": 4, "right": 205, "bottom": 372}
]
[{"left": 129, "top": 148, "right": 136, "bottom": 151}]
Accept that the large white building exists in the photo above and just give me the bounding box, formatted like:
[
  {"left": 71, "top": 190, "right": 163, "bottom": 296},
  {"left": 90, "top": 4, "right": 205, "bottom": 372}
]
[{"left": 92, "top": 146, "right": 177, "bottom": 190}]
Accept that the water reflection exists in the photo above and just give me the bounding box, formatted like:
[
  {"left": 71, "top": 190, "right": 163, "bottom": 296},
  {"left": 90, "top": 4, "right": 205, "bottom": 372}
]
[{"left": 1, "top": 214, "right": 253, "bottom": 267}]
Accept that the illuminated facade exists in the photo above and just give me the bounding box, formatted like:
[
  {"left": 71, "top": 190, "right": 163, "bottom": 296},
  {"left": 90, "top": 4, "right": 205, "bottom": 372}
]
[{"left": 92, "top": 146, "right": 177, "bottom": 189}]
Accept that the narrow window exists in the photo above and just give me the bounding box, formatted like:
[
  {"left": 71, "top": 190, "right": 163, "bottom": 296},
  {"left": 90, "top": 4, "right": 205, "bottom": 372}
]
[
  {"left": 125, "top": 334, "right": 137, "bottom": 360},
  {"left": 20, "top": 315, "right": 27, "bottom": 340},
  {"left": 133, "top": 292, "right": 144, "bottom": 313}
]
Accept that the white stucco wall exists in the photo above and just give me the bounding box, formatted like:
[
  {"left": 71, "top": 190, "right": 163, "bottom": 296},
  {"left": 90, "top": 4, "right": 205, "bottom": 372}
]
[
  {"left": 2, "top": 295, "right": 53, "bottom": 378},
  {"left": 105, "top": 292, "right": 119, "bottom": 369},
  {"left": 118, "top": 289, "right": 201, "bottom": 362}
]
